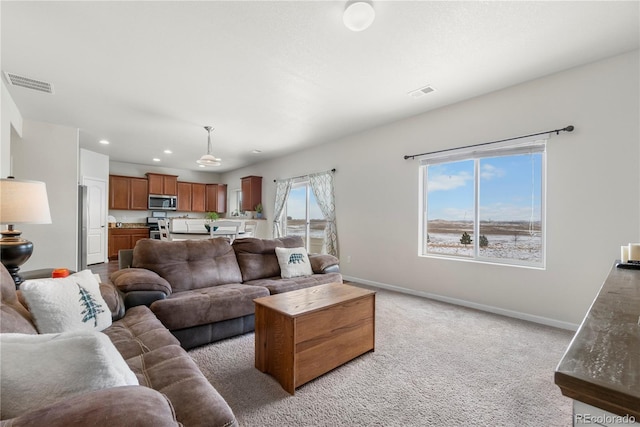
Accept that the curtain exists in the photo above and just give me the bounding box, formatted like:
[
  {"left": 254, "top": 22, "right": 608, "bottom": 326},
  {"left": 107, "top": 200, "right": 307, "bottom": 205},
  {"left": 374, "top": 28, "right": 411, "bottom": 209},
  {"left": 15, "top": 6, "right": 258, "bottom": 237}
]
[
  {"left": 309, "top": 171, "right": 338, "bottom": 257},
  {"left": 272, "top": 179, "right": 292, "bottom": 238}
]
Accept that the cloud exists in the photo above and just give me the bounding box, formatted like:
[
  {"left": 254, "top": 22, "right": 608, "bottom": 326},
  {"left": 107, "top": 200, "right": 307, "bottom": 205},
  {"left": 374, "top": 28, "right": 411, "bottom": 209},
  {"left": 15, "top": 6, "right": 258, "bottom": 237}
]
[
  {"left": 480, "top": 163, "right": 505, "bottom": 180},
  {"left": 428, "top": 171, "right": 473, "bottom": 192}
]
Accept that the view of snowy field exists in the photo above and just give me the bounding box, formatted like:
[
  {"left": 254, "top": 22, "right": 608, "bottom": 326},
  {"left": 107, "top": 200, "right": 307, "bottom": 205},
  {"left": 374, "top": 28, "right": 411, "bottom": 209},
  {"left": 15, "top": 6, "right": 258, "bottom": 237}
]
[{"left": 426, "top": 220, "right": 542, "bottom": 263}]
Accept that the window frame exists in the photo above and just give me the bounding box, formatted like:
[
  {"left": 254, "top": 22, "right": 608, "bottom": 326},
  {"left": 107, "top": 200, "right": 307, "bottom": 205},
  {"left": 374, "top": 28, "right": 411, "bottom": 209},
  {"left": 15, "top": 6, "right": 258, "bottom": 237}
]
[{"left": 419, "top": 139, "right": 547, "bottom": 269}]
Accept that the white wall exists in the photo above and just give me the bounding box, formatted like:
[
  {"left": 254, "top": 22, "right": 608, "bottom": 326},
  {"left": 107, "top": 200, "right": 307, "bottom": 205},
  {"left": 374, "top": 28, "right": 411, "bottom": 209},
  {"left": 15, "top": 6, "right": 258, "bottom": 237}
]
[
  {"left": 223, "top": 50, "right": 640, "bottom": 328},
  {"left": 109, "top": 161, "right": 221, "bottom": 184},
  {"left": 11, "top": 119, "right": 79, "bottom": 271},
  {"left": 1, "top": 80, "right": 23, "bottom": 177}
]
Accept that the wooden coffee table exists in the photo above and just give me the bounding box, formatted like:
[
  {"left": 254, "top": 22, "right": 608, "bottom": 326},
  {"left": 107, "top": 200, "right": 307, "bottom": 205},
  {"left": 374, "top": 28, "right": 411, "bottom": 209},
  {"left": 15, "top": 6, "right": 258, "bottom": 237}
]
[{"left": 254, "top": 282, "right": 375, "bottom": 394}]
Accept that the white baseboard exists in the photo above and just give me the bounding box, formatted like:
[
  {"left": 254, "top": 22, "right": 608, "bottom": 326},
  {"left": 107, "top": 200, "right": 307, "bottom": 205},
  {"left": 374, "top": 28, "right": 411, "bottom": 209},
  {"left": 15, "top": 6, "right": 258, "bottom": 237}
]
[{"left": 342, "top": 275, "right": 579, "bottom": 332}]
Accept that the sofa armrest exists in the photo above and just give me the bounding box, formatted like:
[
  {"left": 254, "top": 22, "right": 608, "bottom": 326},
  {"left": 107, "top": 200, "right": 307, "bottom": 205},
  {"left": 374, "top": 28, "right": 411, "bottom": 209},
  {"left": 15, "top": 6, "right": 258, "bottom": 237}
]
[
  {"left": 0, "top": 386, "right": 180, "bottom": 427},
  {"left": 99, "top": 281, "right": 126, "bottom": 321},
  {"left": 309, "top": 254, "right": 340, "bottom": 274},
  {"left": 110, "top": 268, "right": 172, "bottom": 295}
]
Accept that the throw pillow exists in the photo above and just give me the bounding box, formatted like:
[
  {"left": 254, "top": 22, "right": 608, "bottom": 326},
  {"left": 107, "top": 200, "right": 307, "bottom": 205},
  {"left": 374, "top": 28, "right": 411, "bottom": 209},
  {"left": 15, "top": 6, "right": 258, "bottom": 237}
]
[
  {"left": 20, "top": 269, "right": 112, "bottom": 333},
  {"left": 0, "top": 330, "right": 138, "bottom": 418},
  {"left": 275, "top": 246, "right": 313, "bottom": 279}
]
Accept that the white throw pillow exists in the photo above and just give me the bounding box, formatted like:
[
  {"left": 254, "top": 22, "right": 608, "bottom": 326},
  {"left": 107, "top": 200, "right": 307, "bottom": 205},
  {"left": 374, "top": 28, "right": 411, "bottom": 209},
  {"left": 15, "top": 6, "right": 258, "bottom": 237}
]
[
  {"left": 0, "top": 330, "right": 138, "bottom": 418},
  {"left": 275, "top": 246, "right": 313, "bottom": 278},
  {"left": 20, "top": 269, "right": 112, "bottom": 333}
]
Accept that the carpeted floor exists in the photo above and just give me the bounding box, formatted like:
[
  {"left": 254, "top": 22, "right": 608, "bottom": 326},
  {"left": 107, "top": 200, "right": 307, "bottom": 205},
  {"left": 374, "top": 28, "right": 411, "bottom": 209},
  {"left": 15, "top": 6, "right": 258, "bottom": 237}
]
[{"left": 189, "top": 285, "right": 574, "bottom": 426}]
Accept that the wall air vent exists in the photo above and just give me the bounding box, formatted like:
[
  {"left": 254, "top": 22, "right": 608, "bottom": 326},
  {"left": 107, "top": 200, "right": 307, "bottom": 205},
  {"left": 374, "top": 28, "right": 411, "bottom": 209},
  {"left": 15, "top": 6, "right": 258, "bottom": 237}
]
[
  {"left": 3, "top": 71, "right": 54, "bottom": 94},
  {"left": 408, "top": 85, "right": 435, "bottom": 99}
]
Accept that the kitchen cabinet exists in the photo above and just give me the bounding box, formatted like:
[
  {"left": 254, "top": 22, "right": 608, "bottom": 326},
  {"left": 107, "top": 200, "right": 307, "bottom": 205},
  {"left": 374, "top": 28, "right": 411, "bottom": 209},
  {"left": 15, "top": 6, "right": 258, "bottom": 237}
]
[
  {"left": 241, "top": 176, "right": 262, "bottom": 212},
  {"left": 177, "top": 182, "right": 192, "bottom": 211},
  {"left": 177, "top": 182, "right": 206, "bottom": 212},
  {"left": 130, "top": 178, "right": 149, "bottom": 210},
  {"left": 191, "top": 183, "right": 206, "bottom": 212},
  {"left": 109, "top": 175, "right": 148, "bottom": 210},
  {"left": 206, "top": 184, "right": 227, "bottom": 213},
  {"left": 146, "top": 173, "right": 178, "bottom": 196},
  {"left": 108, "top": 228, "right": 149, "bottom": 260}
]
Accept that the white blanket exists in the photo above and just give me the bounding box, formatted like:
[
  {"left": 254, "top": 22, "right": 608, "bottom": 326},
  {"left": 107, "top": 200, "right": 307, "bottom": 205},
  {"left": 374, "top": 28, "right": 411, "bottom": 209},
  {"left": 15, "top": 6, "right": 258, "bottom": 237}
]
[{"left": 0, "top": 330, "right": 138, "bottom": 418}]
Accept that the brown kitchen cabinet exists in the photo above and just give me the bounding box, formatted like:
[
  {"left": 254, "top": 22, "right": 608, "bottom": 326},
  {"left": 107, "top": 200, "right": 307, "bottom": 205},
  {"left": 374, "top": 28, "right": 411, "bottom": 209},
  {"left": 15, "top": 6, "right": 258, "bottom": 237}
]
[
  {"left": 177, "top": 182, "right": 192, "bottom": 211},
  {"left": 108, "top": 228, "right": 149, "bottom": 260},
  {"left": 146, "top": 173, "right": 178, "bottom": 196},
  {"left": 241, "top": 176, "right": 262, "bottom": 212},
  {"left": 109, "top": 175, "right": 148, "bottom": 210},
  {"left": 177, "top": 182, "right": 206, "bottom": 212},
  {"left": 191, "top": 183, "right": 206, "bottom": 212},
  {"left": 206, "top": 184, "right": 227, "bottom": 213}
]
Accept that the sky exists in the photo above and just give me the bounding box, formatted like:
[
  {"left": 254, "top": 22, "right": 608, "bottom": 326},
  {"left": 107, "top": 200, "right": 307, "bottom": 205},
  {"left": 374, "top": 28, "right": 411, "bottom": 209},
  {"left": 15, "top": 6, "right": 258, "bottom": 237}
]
[
  {"left": 426, "top": 153, "right": 542, "bottom": 222},
  {"left": 286, "top": 184, "right": 324, "bottom": 220}
]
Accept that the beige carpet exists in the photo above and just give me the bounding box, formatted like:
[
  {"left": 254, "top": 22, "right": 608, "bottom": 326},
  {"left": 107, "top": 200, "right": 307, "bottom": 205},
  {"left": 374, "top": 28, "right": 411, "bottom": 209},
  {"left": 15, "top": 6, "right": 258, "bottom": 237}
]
[{"left": 189, "top": 285, "right": 574, "bottom": 426}]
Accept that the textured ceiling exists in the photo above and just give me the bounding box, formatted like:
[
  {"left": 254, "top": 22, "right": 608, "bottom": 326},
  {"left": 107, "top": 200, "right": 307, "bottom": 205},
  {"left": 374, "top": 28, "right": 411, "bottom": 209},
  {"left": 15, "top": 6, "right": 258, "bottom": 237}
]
[{"left": 2, "top": 1, "right": 638, "bottom": 172}]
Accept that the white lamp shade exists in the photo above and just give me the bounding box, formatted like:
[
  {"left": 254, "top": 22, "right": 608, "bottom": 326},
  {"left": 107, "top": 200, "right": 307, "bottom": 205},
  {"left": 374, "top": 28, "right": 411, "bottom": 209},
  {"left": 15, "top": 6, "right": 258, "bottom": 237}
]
[
  {"left": 343, "top": 1, "right": 375, "bottom": 32},
  {"left": 0, "top": 178, "right": 52, "bottom": 224}
]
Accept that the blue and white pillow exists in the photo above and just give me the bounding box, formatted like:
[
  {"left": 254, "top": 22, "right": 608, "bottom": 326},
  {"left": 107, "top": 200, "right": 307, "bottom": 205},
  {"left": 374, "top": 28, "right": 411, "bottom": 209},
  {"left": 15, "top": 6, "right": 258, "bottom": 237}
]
[
  {"left": 20, "top": 269, "right": 111, "bottom": 333},
  {"left": 275, "top": 247, "right": 313, "bottom": 279}
]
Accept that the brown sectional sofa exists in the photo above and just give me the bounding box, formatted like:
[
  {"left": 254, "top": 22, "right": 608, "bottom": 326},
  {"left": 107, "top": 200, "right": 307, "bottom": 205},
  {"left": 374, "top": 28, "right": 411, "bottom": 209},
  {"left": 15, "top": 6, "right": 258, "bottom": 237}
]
[
  {"left": 111, "top": 236, "right": 342, "bottom": 349},
  {"left": 0, "top": 263, "right": 238, "bottom": 427}
]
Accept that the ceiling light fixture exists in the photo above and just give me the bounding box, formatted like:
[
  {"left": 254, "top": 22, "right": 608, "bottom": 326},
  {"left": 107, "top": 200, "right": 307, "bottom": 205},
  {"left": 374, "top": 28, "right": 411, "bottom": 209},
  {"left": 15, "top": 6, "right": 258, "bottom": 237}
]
[
  {"left": 343, "top": 1, "right": 375, "bottom": 32},
  {"left": 164, "top": 149, "right": 172, "bottom": 154},
  {"left": 99, "top": 139, "right": 110, "bottom": 145},
  {"left": 196, "top": 126, "right": 222, "bottom": 167},
  {"left": 153, "top": 158, "right": 161, "bottom": 162}
]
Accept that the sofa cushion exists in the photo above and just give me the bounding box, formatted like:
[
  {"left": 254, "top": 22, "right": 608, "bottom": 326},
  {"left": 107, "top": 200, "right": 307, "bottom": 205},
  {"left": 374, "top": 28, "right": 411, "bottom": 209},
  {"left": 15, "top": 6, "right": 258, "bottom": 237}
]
[
  {"left": 0, "top": 386, "right": 180, "bottom": 427},
  {"left": 20, "top": 270, "right": 112, "bottom": 333},
  {"left": 0, "top": 264, "right": 37, "bottom": 334},
  {"left": 132, "top": 239, "right": 243, "bottom": 293},
  {"left": 126, "top": 344, "right": 238, "bottom": 427},
  {"left": 103, "top": 305, "right": 181, "bottom": 360},
  {"left": 0, "top": 330, "right": 138, "bottom": 419},
  {"left": 275, "top": 246, "right": 313, "bottom": 278},
  {"left": 232, "top": 236, "right": 306, "bottom": 282},
  {"left": 244, "top": 271, "right": 343, "bottom": 294},
  {"left": 150, "top": 283, "right": 269, "bottom": 331}
]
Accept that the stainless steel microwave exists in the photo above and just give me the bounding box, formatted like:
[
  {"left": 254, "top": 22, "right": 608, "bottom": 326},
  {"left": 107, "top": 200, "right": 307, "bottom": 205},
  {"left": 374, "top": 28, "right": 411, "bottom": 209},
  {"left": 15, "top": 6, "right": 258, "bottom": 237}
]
[{"left": 148, "top": 194, "right": 177, "bottom": 210}]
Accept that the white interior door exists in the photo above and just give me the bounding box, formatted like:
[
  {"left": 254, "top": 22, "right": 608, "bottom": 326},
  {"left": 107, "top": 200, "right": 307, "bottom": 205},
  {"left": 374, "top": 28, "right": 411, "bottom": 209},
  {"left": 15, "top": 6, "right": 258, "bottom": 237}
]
[{"left": 84, "top": 177, "right": 107, "bottom": 265}]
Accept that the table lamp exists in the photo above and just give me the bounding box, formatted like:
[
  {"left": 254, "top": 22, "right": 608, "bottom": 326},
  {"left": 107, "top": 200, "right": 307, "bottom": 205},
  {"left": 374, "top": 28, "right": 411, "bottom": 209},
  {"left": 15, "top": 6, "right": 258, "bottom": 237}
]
[{"left": 0, "top": 177, "right": 52, "bottom": 287}]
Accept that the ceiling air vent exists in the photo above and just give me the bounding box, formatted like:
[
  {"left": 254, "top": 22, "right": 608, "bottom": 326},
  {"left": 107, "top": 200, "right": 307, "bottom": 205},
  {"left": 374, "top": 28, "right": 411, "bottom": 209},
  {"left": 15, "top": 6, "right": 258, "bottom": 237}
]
[
  {"left": 3, "top": 71, "right": 54, "bottom": 94},
  {"left": 408, "top": 85, "right": 435, "bottom": 99}
]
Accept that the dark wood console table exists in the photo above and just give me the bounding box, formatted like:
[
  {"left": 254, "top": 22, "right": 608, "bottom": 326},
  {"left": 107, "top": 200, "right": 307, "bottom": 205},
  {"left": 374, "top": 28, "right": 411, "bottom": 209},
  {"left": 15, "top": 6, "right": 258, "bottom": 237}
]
[{"left": 555, "top": 262, "right": 640, "bottom": 420}]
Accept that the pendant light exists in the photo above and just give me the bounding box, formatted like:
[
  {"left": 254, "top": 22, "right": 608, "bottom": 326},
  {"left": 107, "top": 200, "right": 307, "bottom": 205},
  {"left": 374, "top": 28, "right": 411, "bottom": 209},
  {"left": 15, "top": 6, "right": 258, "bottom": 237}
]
[{"left": 197, "top": 126, "right": 221, "bottom": 166}]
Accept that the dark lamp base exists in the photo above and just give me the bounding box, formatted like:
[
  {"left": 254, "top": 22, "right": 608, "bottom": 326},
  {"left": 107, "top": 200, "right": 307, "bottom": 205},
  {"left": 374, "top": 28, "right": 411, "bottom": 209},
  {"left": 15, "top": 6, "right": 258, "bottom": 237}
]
[{"left": 0, "top": 230, "right": 34, "bottom": 288}]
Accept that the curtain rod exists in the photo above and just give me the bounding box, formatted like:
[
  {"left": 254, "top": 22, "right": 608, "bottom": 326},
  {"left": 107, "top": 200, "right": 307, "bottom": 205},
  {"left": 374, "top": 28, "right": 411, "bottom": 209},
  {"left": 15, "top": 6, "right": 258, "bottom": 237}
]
[
  {"left": 403, "top": 125, "right": 574, "bottom": 160},
  {"left": 274, "top": 168, "right": 336, "bottom": 183}
]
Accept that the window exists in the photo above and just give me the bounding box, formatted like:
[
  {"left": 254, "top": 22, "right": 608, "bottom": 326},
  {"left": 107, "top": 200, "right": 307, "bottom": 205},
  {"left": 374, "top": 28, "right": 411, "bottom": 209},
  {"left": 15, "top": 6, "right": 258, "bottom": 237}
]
[
  {"left": 420, "top": 140, "right": 546, "bottom": 268},
  {"left": 285, "top": 181, "right": 327, "bottom": 253}
]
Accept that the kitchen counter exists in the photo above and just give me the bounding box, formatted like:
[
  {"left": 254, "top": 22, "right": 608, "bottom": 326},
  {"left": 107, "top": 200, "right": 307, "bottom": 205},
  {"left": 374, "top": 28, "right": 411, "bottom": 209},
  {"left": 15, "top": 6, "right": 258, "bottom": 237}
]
[
  {"left": 555, "top": 262, "right": 640, "bottom": 420},
  {"left": 110, "top": 223, "right": 149, "bottom": 229}
]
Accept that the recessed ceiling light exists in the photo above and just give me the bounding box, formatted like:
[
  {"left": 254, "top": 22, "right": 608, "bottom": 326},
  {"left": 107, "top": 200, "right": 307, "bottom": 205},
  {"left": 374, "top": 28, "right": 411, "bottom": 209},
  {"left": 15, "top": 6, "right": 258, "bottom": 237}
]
[
  {"left": 99, "top": 139, "right": 110, "bottom": 145},
  {"left": 198, "top": 164, "right": 206, "bottom": 168},
  {"left": 152, "top": 158, "right": 161, "bottom": 162},
  {"left": 252, "top": 149, "right": 262, "bottom": 154},
  {"left": 343, "top": 1, "right": 375, "bottom": 32},
  {"left": 164, "top": 149, "right": 172, "bottom": 154}
]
